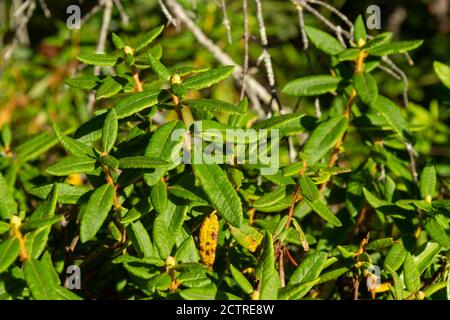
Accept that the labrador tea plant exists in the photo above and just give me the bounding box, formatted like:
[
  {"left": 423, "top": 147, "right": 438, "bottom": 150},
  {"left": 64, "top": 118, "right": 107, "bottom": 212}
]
[{"left": 1, "top": 16, "right": 450, "bottom": 301}]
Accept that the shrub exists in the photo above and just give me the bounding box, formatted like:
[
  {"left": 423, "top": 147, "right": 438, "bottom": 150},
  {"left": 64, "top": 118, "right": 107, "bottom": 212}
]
[{"left": 1, "top": 4, "right": 450, "bottom": 301}]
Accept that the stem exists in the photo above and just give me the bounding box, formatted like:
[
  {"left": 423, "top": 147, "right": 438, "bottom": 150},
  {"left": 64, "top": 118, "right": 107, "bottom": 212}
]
[
  {"left": 324, "top": 48, "right": 366, "bottom": 172},
  {"left": 285, "top": 185, "right": 300, "bottom": 228},
  {"left": 282, "top": 243, "right": 299, "bottom": 267},
  {"left": 101, "top": 164, "right": 126, "bottom": 243},
  {"left": 131, "top": 65, "right": 144, "bottom": 92},
  {"left": 13, "top": 228, "right": 28, "bottom": 261},
  {"left": 279, "top": 249, "right": 285, "bottom": 287}
]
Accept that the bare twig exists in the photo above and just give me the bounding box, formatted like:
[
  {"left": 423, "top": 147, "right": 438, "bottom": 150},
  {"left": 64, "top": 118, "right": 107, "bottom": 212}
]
[
  {"left": 293, "top": 1, "right": 308, "bottom": 50},
  {"left": 377, "top": 63, "right": 402, "bottom": 80},
  {"left": 164, "top": 0, "right": 273, "bottom": 118},
  {"left": 279, "top": 249, "right": 286, "bottom": 287},
  {"left": 300, "top": 0, "right": 351, "bottom": 39},
  {"left": 220, "top": 0, "right": 232, "bottom": 44},
  {"left": 382, "top": 56, "right": 409, "bottom": 107},
  {"left": 405, "top": 142, "right": 419, "bottom": 184},
  {"left": 113, "top": 0, "right": 129, "bottom": 25},
  {"left": 288, "top": 137, "right": 297, "bottom": 163},
  {"left": 285, "top": 185, "right": 300, "bottom": 228},
  {"left": 336, "top": 25, "right": 347, "bottom": 47},
  {"left": 255, "top": 0, "right": 279, "bottom": 112},
  {"left": 306, "top": 0, "right": 353, "bottom": 29},
  {"left": 86, "top": 0, "right": 114, "bottom": 115},
  {"left": 240, "top": 0, "right": 249, "bottom": 101},
  {"left": 81, "top": 3, "right": 102, "bottom": 25},
  {"left": 159, "top": 0, "right": 177, "bottom": 27},
  {"left": 314, "top": 97, "right": 322, "bottom": 118},
  {"left": 38, "top": 0, "right": 50, "bottom": 17}
]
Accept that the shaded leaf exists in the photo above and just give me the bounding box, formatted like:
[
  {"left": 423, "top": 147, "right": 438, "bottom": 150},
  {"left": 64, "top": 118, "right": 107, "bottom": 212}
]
[
  {"left": 80, "top": 184, "right": 114, "bottom": 243},
  {"left": 102, "top": 108, "right": 118, "bottom": 153},
  {"left": 353, "top": 71, "right": 378, "bottom": 105},
  {"left": 183, "top": 66, "right": 234, "bottom": 90},
  {"left": 192, "top": 163, "right": 243, "bottom": 227},
  {"left": 282, "top": 75, "right": 342, "bottom": 97}
]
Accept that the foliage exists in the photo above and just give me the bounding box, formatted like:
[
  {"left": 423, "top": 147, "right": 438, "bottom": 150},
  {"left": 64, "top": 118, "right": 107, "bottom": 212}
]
[{"left": 0, "top": 1, "right": 450, "bottom": 301}]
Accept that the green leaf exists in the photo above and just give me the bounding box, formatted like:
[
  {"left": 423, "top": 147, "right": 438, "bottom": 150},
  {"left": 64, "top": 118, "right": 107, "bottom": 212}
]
[
  {"left": 420, "top": 164, "right": 436, "bottom": 200},
  {"left": 353, "top": 72, "right": 378, "bottom": 105},
  {"left": 304, "top": 26, "right": 345, "bottom": 55},
  {"left": 367, "top": 40, "right": 423, "bottom": 56},
  {"left": 22, "top": 216, "right": 62, "bottom": 232},
  {"left": 282, "top": 75, "right": 342, "bottom": 97},
  {"left": 80, "top": 184, "right": 114, "bottom": 243},
  {"left": 175, "top": 236, "right": 200, "bottom": 263},
  {"left": 303, "top": 115, "right": 348, "bottom": 165},
  {"left": 183, "top": 66, "right": 234, "bottom": 90},
  {"left": 257, "top": 232, "right": 281, "bottom": 300},
  {"left": 153, "top": 213, "right": 174, "bottom": 259},
  {"left": 354, "top": 15, "right": 367, "bottom": 43},
  {"left": 64, "top": 76, "right": 99, "bottom": 90},
  {"left": 0, "top": 221, "right": 9, "bottom": 233},
  {"left": 184, "top": 98, "right": 247, "bottom": 115},
  {"left": 179, "top": 285, "right": 218, "bottom": 300},
  {"left": 404, "top": 253, "right": 421, "bottom": 293},
  {"left": 144, "top": 120, "right": 184, "bottom": 186},
  {"left": 111, "top": 33, "right": 125, "bottom": 49},
  {"left": 230, "top": 264, "right": 253, "bottom": 294},
  {"left": 384, "top": 242, "right": 407, "bottom": 272},
  {"left": 119, "top": 156, "right": 168, "bottom": 169},
  {"left": 192, "top": 163, "right": 243, "bottom": 227},
  {"left": 126, "top": 220, "right": 154, "bottom": 258},
  {"left": 0, "top": 238, "right": 20, "bottom": 273},
  {"left": 299, "top": 175, "right": 320, "bottom": 202},
  {"left": 370, "top": 95, "right": 409, "bottom": 137},
  {"left": 76, "top": 53, "right": 120, "bottom": 66},
  {"left": 365, "top": 238, "right": 396, "bottom": 251},
  {"left": 0, "top": 172, "right": 17, "bottom": 219},
  {"left": 425, "top": 219, "right": 450, "bottom": 248},
  {"left": 317, "top": 267, "right": 350, "bottom": 284},
  {"left": 303, "top": 198, "right": 342, "bottom": 227},
  {"left": 25, "top": 227, "right": 52, "bottom": 260},
  {"left": 253, "top": 113, "right": 305, "bottom": 131},
  {"left": 114, "top": 88, "right": 162, "bottom": 119},
  {"left": 74, "top": 113, "right": 106, "bottom": 143},
  {"left": 289, "top": 251, "right": 327, "bottom": 285},
  {"left": 119, "top": 207, "right": 141, "bottom": 224},
  {"left": 362, "top": 187, "right": 392, "bottom": 209},
  {"left": 433, "top": 61, "right": 450, "bottom": 88},
  {"left": 23, "top": 258, "right": 56, "bottom": 299},
  {"left": 229, "top": 224, "right": 263, "bottom": 252},
  {"left": 53, "top": 123, "right": 95, "bottom": 158},
  {"left": 133, "top": 25, "right": 164, "bottom": 52},
  {"left": 147, "top": 53, "right": 171, "bottom": 80},
  {"left": 101, "top": 154, "right": 119, "bottom": 169},
  {"left": 253, "top": 186, "right": 286, "bottom": 208},
  {"left": 96, "top": 76, "right": 122, "bottom": 100},
  {"left": 364, "top": 32, "right": 393, "bottom": 50},
  {"left": 414, "top": 242, "right": 441, "bottom": 275},
  {"left": 337, "top": 48, "right": 360, "bottom": 61},
  {"left": 53, "top": 287, "right": 82, "bottom": 300},
  {"left": 30, "top": 183, "right": 91, "bottom": 205},
  {"left": 102, "top": 108, "right": 118, "bottom": 153},
  {"left": 150, "top": 179, "right": 168, "bottom": 214},
  {"left": 278, "top": 279, "right": 320, "bottom": 300},
  {"left": 386, "top": 268, "right": 403, "bottom": 300},
  {"left": 47, "top": 156, "right": 98, "bottom": 176},
  {"left": 1, "top": 123, "right": 12, "bottom": 148}
]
